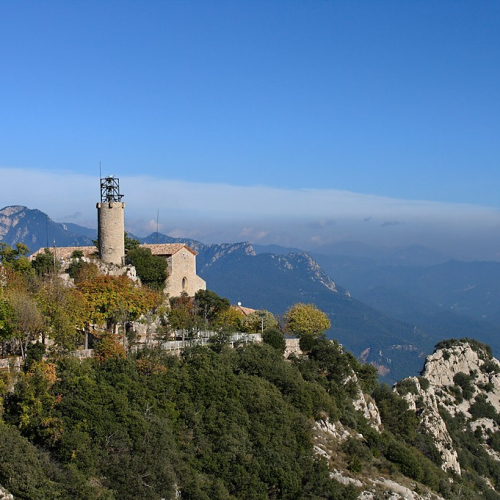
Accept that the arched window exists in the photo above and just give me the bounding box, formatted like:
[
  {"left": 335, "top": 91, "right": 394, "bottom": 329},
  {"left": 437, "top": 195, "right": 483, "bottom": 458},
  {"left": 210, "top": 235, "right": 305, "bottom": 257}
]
[{"left": 182, "top": 277, "right": 187, "bottom": 291}]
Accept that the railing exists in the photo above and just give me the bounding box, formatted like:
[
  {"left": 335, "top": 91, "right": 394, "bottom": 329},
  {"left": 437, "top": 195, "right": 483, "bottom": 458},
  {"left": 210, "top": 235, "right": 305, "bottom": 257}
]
[
  {"left": 157, "top": 332, "right": 262, "bottom": 351},
  {"left": 0, "top": 333, "right": 264, "bottom": 364}
]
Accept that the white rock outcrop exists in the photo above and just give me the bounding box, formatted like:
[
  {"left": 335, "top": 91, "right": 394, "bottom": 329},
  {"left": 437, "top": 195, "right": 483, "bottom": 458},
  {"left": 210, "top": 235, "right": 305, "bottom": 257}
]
[
  {"left": 397, "top": 376, "right": 461, "bottom": 475},
  {"left": 397, "top": 341, "right": 500, "bottom": 477}
]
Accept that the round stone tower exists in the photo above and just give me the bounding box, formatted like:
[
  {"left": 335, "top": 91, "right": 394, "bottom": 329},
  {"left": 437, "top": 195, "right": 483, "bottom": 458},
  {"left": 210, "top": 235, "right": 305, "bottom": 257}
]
[{"left": 96, "top": 176, "right": 125, "bottom": 265}]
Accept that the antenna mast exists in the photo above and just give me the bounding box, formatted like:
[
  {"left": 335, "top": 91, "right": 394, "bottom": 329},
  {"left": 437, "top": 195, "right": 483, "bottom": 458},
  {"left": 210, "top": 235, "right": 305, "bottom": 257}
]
[{"left": 156, "top": 209, "right": 159, "bottom": 243}]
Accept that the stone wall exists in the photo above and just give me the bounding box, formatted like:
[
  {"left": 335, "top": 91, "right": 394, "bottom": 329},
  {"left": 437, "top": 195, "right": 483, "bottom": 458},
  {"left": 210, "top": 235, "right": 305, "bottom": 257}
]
[
  {"left": 97, "top": 201, "right": 125, "bottom": 265},
  {"left": 284, "top": 338, "right": 301, "bottom": 358}
]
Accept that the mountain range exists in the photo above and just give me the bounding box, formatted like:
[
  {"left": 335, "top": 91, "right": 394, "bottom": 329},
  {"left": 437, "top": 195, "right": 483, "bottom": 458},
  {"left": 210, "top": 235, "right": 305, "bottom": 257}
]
[{"left": 2, "top": 204, "right": 500, "bottom": 383}]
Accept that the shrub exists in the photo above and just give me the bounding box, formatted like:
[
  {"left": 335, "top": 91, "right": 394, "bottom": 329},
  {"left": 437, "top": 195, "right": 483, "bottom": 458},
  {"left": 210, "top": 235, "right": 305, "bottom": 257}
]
[
  {"left": 417, "top": 376, "right": 430, "bottom": 391},
  {"left": 262, "top": 328, "right": 286, "bottom": 354},
  {"left": 453, "top": 372, "right": 475, "bottom": 400},
  {"left": 469, "top": 394, "right": 497, "bottom": 420}
]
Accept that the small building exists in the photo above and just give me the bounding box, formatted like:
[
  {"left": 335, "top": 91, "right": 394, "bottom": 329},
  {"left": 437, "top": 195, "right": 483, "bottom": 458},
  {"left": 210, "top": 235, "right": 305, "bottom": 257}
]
[{"left": 141, "top": 243, "right": 206, "bottom": 297}]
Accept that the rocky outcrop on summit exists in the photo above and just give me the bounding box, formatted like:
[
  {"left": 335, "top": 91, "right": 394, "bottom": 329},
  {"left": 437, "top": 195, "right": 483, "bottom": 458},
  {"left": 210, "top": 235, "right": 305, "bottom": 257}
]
[
  {"left": 197, "top": 242, "right": 256, "bottom": 271},
  {"left": 396, "top": 340, "right": 500, "bottom": 477},
  {"left": 277, "top": 251, "right": 338, "bottom": 293}
]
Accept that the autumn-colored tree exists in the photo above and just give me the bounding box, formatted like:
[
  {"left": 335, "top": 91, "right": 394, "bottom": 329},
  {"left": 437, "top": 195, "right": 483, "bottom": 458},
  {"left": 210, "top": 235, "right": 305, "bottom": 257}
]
[
  {"left": 93, "top": 331, "right": 126, "bottom": 362},
  {"left": 240, "top": 310, "right": 278, "bottom": 333},
  {"left": 212, "top": 307, "right": 244, "bottom": 331},
  {"left": 5, "top": 290, "right": 45, "bottom": 360},
  {"left": 67, "top": 259, "right": 101, "bottom": 284},
  {"left": 77, "top": 275, "right": 160, "bottom": 347},
  {"left": 283, "top": 303, "right": 331, "bottom": 345},
  {"left": 36, "top": 277, "right": 89, "bottom": 352}
]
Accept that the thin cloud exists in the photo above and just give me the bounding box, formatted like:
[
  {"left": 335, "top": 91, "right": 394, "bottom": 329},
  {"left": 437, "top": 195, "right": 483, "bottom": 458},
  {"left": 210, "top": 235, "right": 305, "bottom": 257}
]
[{"left": 2, "top": 166, "right": 500, "bottom": 259}]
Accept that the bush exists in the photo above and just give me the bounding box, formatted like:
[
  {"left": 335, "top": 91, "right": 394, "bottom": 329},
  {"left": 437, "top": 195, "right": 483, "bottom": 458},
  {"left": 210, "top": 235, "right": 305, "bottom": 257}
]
[
  {"left": 396, "top": 378, "right": 418, "bottom": 396},
  {"left": 469, "top": 394, "right": 498, "bottom": 420},
  {"left": 417, "top": 376, "right": 430, "bottom": 391},
  {"left": 125, "top": 246, "right": 168, "bottom": 290},
  {"left": 262, "top": 328, "right": 286, "bottom": 354},
  {"left": 453, "top": 372, "right": 475, "bottom": 400}
]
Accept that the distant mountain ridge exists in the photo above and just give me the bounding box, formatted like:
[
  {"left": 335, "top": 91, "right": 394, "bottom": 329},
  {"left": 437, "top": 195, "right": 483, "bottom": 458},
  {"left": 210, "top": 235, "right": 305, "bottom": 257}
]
[
  {"left": 0, "top": 205, "right": 93, "bottom": 251},
  {"left": 5, "top": 204, "right": 500, "bottom": 383}
]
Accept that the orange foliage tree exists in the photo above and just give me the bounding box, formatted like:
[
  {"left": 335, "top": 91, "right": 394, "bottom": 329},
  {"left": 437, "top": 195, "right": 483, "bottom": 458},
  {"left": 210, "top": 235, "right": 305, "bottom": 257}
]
[{"left": 77, "top": 275, "right": 161, "bottom": 347}]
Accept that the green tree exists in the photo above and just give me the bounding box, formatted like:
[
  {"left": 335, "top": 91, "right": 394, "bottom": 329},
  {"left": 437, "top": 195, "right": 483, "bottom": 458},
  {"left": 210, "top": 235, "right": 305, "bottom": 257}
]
[
  {"left": 125, "top": 246, "right": 167, "bottom": 291},
  {"left": 262, "top": 327, "right": 286, "bottom": 354},
  {"left": 0, "top": 243, "right": 32, "bottom": 274},
  {"left": 193, "top": 289, "right": 230, "bottom": 326},
  {"left": 283, "top": 303, "right": 330, "bottom": 349},
  {"left": 31, "top": 249, "right": 60, "bottom": 277},
  {"left": 124, "top": 232, "right": 140, "bottom": 252}
]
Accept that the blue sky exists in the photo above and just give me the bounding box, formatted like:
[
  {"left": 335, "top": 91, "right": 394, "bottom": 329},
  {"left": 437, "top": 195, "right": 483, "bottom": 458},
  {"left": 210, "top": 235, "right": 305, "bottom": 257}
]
[{"left": 1, "top": 1, "right": 500, "bottom": 258}]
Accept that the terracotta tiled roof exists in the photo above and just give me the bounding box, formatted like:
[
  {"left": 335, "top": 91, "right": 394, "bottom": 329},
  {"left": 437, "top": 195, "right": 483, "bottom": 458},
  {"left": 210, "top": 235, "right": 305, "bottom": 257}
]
[
  {"left": 30, "top": 246, "right": 96, "bottom": 260},
  {"left": 30, "top": 243, "right": 197, "bottom": 260},
  {"left": 141, "top": 243, "right": 197, "bottom": 256},
  {"left": 232, "top": 304, "right": 257, "bottom": 316}
]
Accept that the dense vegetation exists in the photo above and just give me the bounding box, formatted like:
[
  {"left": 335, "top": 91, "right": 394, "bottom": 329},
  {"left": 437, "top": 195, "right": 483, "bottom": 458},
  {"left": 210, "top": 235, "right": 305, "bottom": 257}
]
[
  {"left": 0, "top": 334, "right": 485, "bottom": 500},
  {"left": 3, "top": 243, "right": 500, "bottom": 498},
  {"left": 0, "top": 343, "right": 363, "bottom": 499}
]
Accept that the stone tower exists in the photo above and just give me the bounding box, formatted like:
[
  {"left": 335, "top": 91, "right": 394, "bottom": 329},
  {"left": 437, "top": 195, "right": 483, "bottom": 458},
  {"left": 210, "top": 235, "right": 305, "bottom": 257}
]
[{"left": 96, "top": 176, "right": 125, "bottom": 265}]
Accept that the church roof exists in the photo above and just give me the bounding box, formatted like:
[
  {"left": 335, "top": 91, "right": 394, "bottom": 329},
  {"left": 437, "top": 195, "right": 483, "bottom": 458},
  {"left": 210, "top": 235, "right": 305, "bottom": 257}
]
[
  {"left": 30, "top": 246, "right": 96, "bottom": 260},
  {"left": 141, "top": 243, "right": 197, "bottom": 256},
  {"left": 30, "top": 243, "right": 197, "bottom": 260}
]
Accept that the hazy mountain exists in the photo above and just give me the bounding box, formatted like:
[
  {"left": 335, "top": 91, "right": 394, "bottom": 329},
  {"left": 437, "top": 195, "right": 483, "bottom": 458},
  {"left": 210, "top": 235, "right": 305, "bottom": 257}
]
[
  {"left": 0, "top": 205, "right": 93, "bottom": 252},
  {"left": 6, "top": 206, "right": 500, "bottom": 383},
  {"left": 195, "top": 241, "right": 435, "bottom": 383},
  {"left": 357, "top": 285, "right": 500, "bottom": 355},
  {"left": 315, "top": 254, "right": 500, "bottom": 329},
  {"left": 313, "top": 241, "right": 450, "bottom": 267},
  {"left": 60, "top": 222, "right": 97, "bottom": 240},
  {"left": 252, "top": 243, "right": 303, "bottom": 255},
  {"left": 139, "top": 231, "right": 206, "bottom": 253}
]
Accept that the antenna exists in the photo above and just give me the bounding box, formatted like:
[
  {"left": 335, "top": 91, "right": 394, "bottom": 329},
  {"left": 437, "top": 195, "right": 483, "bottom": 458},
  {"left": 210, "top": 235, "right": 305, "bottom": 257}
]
[
  {"left": 99, "top": 160, "right": 102, "bottom": 180},
  {"left": 46, "top": 214, "right": 49, "bottom": 248},
  {"left": 156, "top": 209, "right": 159, "bottom": 243},
  {"left": 53, "top": 239, "right": 57, "bottom": 275}
]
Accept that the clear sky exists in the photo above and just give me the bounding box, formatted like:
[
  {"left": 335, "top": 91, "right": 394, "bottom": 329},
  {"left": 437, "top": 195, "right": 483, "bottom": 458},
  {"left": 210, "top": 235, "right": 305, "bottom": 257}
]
[{"left": 1, "top": 1, "right": 500, "bottom": 259}]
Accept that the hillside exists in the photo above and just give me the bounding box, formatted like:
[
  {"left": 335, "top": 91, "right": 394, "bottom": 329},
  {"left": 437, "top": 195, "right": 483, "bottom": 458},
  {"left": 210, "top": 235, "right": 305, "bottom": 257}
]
[
  {"left": 3, "top": 338, "right": 500, "bottom": 499},
  {"left": 196, "top": 241, "right": 440, "bottom": 383}
]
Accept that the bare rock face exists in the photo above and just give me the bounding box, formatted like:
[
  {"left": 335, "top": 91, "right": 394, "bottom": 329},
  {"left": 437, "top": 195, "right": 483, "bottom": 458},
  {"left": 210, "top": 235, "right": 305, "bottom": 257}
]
[
  {"left": 349, "top": 374, "right": 383, "bottom": 431},
  {"left": 396, "top": 340, "right": 500, "bottom": 477},
  {"left": 396, "top": 376, "right": 461, "bottom": 475}
]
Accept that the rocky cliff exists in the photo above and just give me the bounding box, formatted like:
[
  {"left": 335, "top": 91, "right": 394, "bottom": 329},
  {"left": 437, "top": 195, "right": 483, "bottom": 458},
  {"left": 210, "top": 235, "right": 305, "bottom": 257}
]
[{"left": 396, "top": 339, "right": 500, "bottom": 490}]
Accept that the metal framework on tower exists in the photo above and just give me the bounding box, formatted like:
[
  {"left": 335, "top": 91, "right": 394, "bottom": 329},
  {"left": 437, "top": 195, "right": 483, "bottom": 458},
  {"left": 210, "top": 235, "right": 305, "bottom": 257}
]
[{"left": 100, "top": 176, "right": 124, "bottom": 203}]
